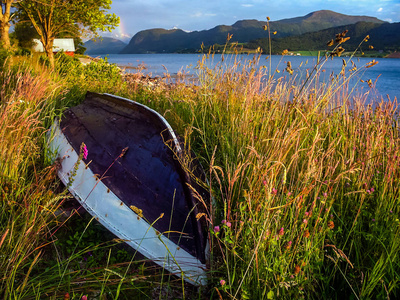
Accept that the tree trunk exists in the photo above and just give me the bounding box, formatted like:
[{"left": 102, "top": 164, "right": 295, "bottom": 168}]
[
  {"left": 0, "top": 0, "right": 12, "bottom": 50},
  {"left": 44, "top": 39, "right": 55, "bottom": 68},
  {"left": 0, "top": 21, "right": 11, "bottom": 49}
]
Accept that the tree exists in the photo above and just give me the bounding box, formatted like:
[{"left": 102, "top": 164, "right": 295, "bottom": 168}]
[
  {"left": 0, "top": 0, "right": 17, "bottom": 49},
  {"left": 18, "top": 0, "right": 119, "bottom": 67},
  {"left": 13, "top": 21, "right": 38, "bottom": 49}
]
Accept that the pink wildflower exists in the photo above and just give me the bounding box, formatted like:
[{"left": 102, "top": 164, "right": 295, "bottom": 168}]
[
  {"left": 214, "top": 226, "right": 220, "bottom": 233},
  {"left": 81, "top": 143, "right": 88, "bottom": 160},
  {"left": 286, "top": 240, "right": 292, "bottom": 249},
  {"left": 221, "top": 220, "right": 231, "bottom": 228},
  {"left": 81, "top": 296, "right": 87, "bottom": 300},
  {"left": 272, "top": 188, "right": 278, "bottom": 195},
  {"left": 278, "top": 227, "right": 284, "bottom": 236},
  {"left": 220, "top": 279, "right": 226, "bottom": 286}
]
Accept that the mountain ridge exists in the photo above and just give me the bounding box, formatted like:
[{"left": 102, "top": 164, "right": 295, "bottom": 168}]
[
  {"left": 120, "top": 10, "right": 385, "bottom": 54},
  {"left": 84, "top": 37, "right": 127, "bottom": 54},
  {"left": 246, "top": 21, "right": 400, "bottom": 54}
]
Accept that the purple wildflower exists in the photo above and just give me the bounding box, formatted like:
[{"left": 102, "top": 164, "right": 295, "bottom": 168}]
[{"left": 214, "top": 226, "right": 220, "bottom": 233}]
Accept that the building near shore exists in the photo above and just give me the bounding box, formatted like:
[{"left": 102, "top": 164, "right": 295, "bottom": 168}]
[{"left": 32, "top": 39, "right": 75, "bottom": 56}]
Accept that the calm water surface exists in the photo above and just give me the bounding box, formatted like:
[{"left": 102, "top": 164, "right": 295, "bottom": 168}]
[{"left": 99, "top": 53, "right": 400, "bottom": 101}]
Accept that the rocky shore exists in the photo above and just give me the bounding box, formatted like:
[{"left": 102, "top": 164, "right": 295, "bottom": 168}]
[{"left": 386, "top": 52, "right": 400, "bottom": 58}]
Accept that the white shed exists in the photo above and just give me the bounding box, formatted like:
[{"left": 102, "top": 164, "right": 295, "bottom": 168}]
[{"left": 32, "top": 38, "right": 75, "bottom": 54}]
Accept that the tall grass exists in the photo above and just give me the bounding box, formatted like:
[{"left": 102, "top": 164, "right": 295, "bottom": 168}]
[
  {"left": 1, "top": 36, "right": 399, "bottom": 299},
  {"left": 0, "top": 63, "right": 64, "bottom": 298},
  {"left": 134, "top": 45, "right": 400, "bottom": 298},
  {"left": 0, "top": 57, "right": 168, "bottom": 299}
]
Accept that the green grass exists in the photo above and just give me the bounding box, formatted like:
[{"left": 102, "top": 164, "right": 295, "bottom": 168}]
[{"left": 1, "top": 37, "right": 400, "bottom": 299}]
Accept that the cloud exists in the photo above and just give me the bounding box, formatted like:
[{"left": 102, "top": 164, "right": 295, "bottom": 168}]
[
  {"left": 241, "top": 4, "right": 254, "bottom": 7},
  {"left": 190, "top": 12, "right": 217, "bottom": 18},
  {"left": 190, "top": 12, "right": 203, "bottom": 18},
  {"left": 377, "top": 7, "right": 383, "bottom": 12}
]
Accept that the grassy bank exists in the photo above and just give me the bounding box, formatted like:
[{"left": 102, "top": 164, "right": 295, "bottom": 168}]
[{"left": 1, "top": 45, "right": 400, "bottom": 299}]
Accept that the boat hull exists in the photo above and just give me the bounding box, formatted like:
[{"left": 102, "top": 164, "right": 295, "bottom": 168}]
[{"left": 48, "top": 92, "right": 208, "bottom": 285}]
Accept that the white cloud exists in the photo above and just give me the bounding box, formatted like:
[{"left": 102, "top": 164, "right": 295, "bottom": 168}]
[
  {"left": 241, "top": 4, "right": 254, "bottom": 7},
  {"left": 190, "top": 12, "right": 203, "bottom": 18},
  {"left": 377, "top": 7, "right": 383, "bottom": 12},
  {"left": 190, "top": 12, "right": 217, "bottom": 18}
]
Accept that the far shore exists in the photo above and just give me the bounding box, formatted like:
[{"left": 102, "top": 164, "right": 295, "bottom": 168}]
[{"left": 82, "top": 50, "right": 399, "bottom": 61}]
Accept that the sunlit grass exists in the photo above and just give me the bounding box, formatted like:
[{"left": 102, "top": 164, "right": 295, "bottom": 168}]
[{"left": 1, "top": 34, "right": 399, "bottom": 299}]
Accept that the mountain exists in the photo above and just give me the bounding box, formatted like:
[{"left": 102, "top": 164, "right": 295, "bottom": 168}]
[
  {"left": 120, "top": 10, "right": 384, "bottom": 54},
  {"left": 246, "top": 22, "right": 400, "bottom": 53},
  {"left": 84, "top": 37, "right": 127, "bottom": 54}
]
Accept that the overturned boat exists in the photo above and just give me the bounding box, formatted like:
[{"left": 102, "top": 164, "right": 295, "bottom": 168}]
[{"left": 48, "top": 92, "right": 209, "bottom": 285}]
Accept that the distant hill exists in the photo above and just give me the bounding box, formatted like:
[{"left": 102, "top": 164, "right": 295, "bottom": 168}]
[
  {"left": 84, "top": 37, "right": 127, "bottom": 54},
  {"left": 246, "top": 22, "right": 400, "bottom": 54},
  {"left": 120, "top": 10, "right": 384, "bottom": 54}
]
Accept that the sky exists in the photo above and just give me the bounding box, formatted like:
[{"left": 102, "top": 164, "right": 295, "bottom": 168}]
[{"left": 107, "top": 0, "right": 400, "bottom": 42}]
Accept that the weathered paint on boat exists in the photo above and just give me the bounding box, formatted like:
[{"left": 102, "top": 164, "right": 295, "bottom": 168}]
[{"left": 48, "top": 92, "right": 209, "bottom": 285}]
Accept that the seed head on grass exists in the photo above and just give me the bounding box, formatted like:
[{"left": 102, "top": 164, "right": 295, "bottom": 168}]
[
  {"left": 294, "top": 265, "right": 301, "bottom": 275},
  {"left": 327, "top": 221, "right": 335, "bottom": 229}
]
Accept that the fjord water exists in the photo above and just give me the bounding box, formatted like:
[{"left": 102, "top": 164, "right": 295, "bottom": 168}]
[{"left": 102, "top": 53, "right": 399, "bottom": 100}]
